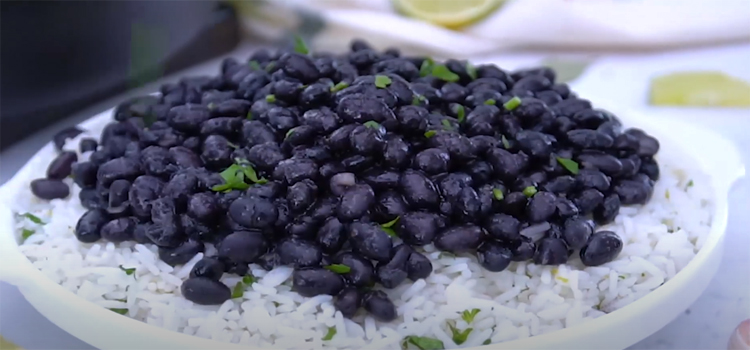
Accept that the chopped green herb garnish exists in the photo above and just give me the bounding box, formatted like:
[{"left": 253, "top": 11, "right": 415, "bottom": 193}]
[
  {"left": 265, "top": 61, "right": 277, "bottom": 72},
  {"left": 324, "top": 264, "right": 351, "bottom": 274},
  {"left": 461, "top": 308, "right": 481, "bottom": 323},
  {"left": 665, "top": 189, "right": 670, "bottom": 199},
  {"left": 501, "top": 135, "right": 511, "bottom": 149},
  {"left": 483, "top": 339, "right": 491, "bottom": 345},
  {"left": 431, "top": 64, "right": 460, "bottom": 82},
  {"left": 265, "top": 94, "right": 277, "bottom": 103},
  {"left": 404, "top": 335, "right": 445, "bottom": 350},
  {"left": 227, "top": 141, "right": 238, "bottom": 149},
  {"left": 556, "top": 157, "right": 579, "bottom": 175},
  {"left": 21, "top": 229, "right": 35, "bottom": 241},
  {"left": 235, "top": 158, "right": 266, "bottom": 184},
  {"left": 22, "top": 213, "right": 44, "bottom": 225},
  {"left": 119, "top": 266, "right": 136, "bottom": 275},
  {"left": 211, "top": 158, "right": 269, "bottom": 192},
  {"left": 232, "top": 282, "right": 245, "bottom": 299},
  {"left": 492, "top": 188, "right": 504, "bottom": 201},
  {"left": 242, "top": 274, "right": 255, "bottom": 285},
  {"left": 441, "top": 119, "right": 454, "bottom": 131},
  {"left": 465, "top": 62, "right": 477, "bottom": 80},
  {"left": 246, "top": 111, "right": 253, "bottom": 120},
  {"left": 448, "top": 324, "right": 473, "bottom": 345},
  {"left": 522, "top": 186, "right": 538, "bottom": 197},
  {"left": 381, "top": 216, "right": 399, "bottom": 228},
  {"left": 687, "top": 179, "right": 694, "bottom": 188},
  {"left": 273, "top": 301, "right": 280, "bottom": 307},
  {"left": 412, "top": 94, "right": 426, "bottom": 105},
  {"left": 382, "top": 227, "right": 397, "bottom": 237},
  {"left": 110, "top": 308, "right": 128, "bottom": 315},
  {"left": 503, "top": 96, "right": 522, "bottom": 111},
  {"left": 484, "top": 99, "right": 496, "bottom": 106},
  {"left": 331, "top": 81, "right": 349, "bottom": 92},
  {"left": 419, "top": 58, "right": 435, "bottom": 77},
  {"left": 453, "top": 104, "right": 466, "bottom": 123},
  {"left": 293, "top": 35, "right": 309, "bottom": 55},
  {"left": 375, "top": 75, "right": 392, "bottom": 88},
  {"left": 619, "top": 275, "right": 626, "bottom": 280},
  {"left": 248, "top": 60, "right": 261, "bottom": 70},
  {"left": 364, "top": 121, "right": 382, "bottom": 130},
  {"left": 323, "top": 326, "right": 337, "bottom": 341},
  {"left": 285, "top": 128, "right": 295, "bottom": 139},
  {"left": 207, "top": 102, "right": 216, "bottom": 110},
  {"left": 424, "top": 130, "right": 437, "bottom": 138}
]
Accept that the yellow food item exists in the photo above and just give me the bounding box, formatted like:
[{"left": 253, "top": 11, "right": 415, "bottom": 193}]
[
  {"left": 649, "top": 71, "right": 750, "bottom": 107},
  {"left": 392, "top": 0, "right": 504, "bottom": 29}
]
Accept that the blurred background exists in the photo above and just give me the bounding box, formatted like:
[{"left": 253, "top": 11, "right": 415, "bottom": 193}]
[{"left": 0, "top": 0, "right": 749, "bottom": 349}]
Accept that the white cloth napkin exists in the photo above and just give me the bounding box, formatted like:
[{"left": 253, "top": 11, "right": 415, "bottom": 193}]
[{"left": 236, "top": 0, "right": 750, "bottom": 57}]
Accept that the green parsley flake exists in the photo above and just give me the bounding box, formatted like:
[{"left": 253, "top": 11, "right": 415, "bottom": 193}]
[
  {"left": 448, "top": 324, "right": 473, "bottom": 345},
  {"left": 687, "top": 179, "right": 694, "bottom": 188},
  {"left": 119, "top": 266, "right": 136, "bottom": 275},
  {"left": 265, "top": 94, "right": 277, "bottom": 103},
  {"left": 323, "top": 326, "right": 337, "bottom": 341},
  {"left": 242, "top": 274, "right": 255, "bottom": 285},
  {"left": 22, "top": 213, "right": 44, "bottom": 225},
  {"left": 424, "top": 130, "right": 437, "bottom": 138},
  {"left": 227, "top": 141, "right": 238, "bottom": 149},
  {"left": 246, "top": 111, "right": 253, "bottom": 120},
  {"left": 492, "top": 188, "right": 504, "bottom": 201},
  {"left": 522, "top": 186, "right": 538, "bottom": 197},
  {"left": 501, "top": 135, "right": 511, "bottom": 149},
  {"left": 404, "top": 335, "right": 445, "bottom": 350},
  {"left": 484, "top": 99, "right": 496, "bottom": 106},
  {"left": 461, "top": 308, "right": 481, "bottom": 323},
  {"left": 248, "top": 60, "right": 261, "bottom": 70},
  {"left": 265, "top": 61, "right": 277, "bottom": 72},
  {"left": 412, "top": 94, "right": 426, "bottom": 105},
  {"left": 382, "top": 227, "right": 397, "bottom": 237},
  {"left": 374, "top": 75, "right": 392, "bottom": 88},
  {"left": 324, "top": 264, "right": 351, "bottom": 274},
  {"left": 419, "top": 58, "right": 435, "bottom": 77},
  {"left": 293, "top": 35, "right": 309, "bottom": 55},
  {"left": 363, "top": 121, "right": 382, "bottom": 130},
  {"left": 21, "top": 229, "right": 35, "bottom": 241},
  {"left": 431, "top": 64, "right": 459, "bottom": 82},
  {"left": 441, "top": 119, "right": 454, "bottom": 131},
  {"left": 331, "top": 81, "right": 349, "bottom": 92},
  {"left": 465, "top": 62, "right": 477, "bottom": 80},
  {"left": 556, "top": 157, "right": 579, "bottom": 175},
  {"left": 503, "top": 96, "right": 522, "bottom": 111},
  {"left": 381, "top": 216, "right": 400, "bottom": 228},
  {"left": 110, "top": 308, "right": 128, "bottom": 315},
  {"left": 454, "top": 104, "right": 466, "bottom": 123},
  {"left": 207, "top": 102, "right": 216, "bottom": 110},
  {"left": 483, "top": 339, "right": 491, "bottom": 345},
  {"left": 231, "top": 282, "right": 245, "bottom": 299}
]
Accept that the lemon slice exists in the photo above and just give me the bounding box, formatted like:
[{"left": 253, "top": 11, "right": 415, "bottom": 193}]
[
  {"left": 392, "top": 0, "right": 504, "bottom": 29},
  {"left": 649, "top": 71, "right": 750, "bottom": 107}
]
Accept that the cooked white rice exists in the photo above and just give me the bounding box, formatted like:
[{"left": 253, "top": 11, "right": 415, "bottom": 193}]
[{"left": 11, "top": 121, "right": 714, "bottom": 350}]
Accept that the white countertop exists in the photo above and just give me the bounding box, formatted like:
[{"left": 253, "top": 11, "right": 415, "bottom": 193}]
[{"left": 1, "top": 42, "right": 748, "bottom": 350}]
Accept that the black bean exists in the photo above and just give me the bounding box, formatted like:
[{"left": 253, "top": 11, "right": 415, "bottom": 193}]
[
  {"left": 107, "top": 179, "right": 131, "bottom": 214},
  {"left": 338, "top": 184, "right": 375, "bottom": 222},
  {"left": 501, "top": 192, "right": 528, "bottom": 217},
  {"left": 484, "top": 214, "right": 521, "bottom": 242},
  {"left": 477, "top": 241, "right": 513, "bottom": 272},
  {"left": 382, "top": 137, "right": 412, "bottom": 169},
  {"left": 181, "top": 277, "right": 231, "bottom": 305},
  {"left": 189, "top": 257, "right": 225, "bottom": 280},
  {"left": 30, "top": 179, "right": 70, "bottom": 200},
  {"left": 533, "top": 238, "right": 569, "bottom": 265},
  {"left": 526, "top": 191, "right": 557, "bottom": 223},
  {"left": 575, "top": 169, "right": 611, "bottom": 192},
  {"left": 159, "top": 240, "right": 205, "bottom": 266},
  {"left": 362, "top": 290, "right": 397, "bottom": 322},
  {"left": 434, "top": 224, "right": 484, "bottom": 253},
  {"left": 334, "top": 288, "right": 362, "bottom": 318},
  {"left": 613, "top": 180, "right": 652, "bottom": 205},
  {"left": 399, "top": 170, "right": 439, "bottom": 210},
  {"left": 217, "top": 231, "right": 268, "bottom": 263},
  {"left": 277, "top": 238, "right": 323, "bottom": 268},
  {"left": 273, "top": 158, "right": 319, "bottom": 184},
  {"left": 486, "top": 148, "right": 527, "bottom": 180},
  {"left": 405, "top": 251, "right": 432, "bottom": 281},
  {"left": 376, "top": 244, "right": 412, "bottom": 288},
  {"left": 46, "top": 151, "right": 78, "bottom": 180},
  {"left": 580, "top": 231, "right": 623, "bottom": 266},
  {"left": 168, "top": 104, "right": 211, "bottom": 133},
  {"left": 576, "top": 151, "right": 623, "bottom": 176},
  {"left": 515, "top": 130, "right": 554, "bottom": 159},
  {"left": 640, "top": 157, "right": 660, "bottom": 181},
  {"left": 129, "top": 175, "right": 165, "bottom": 219},
  {"left": 510, "top": 236, "right": 535, "bottom": 261},
  {"left": 566, "top": 129, "right": 614, "bottom": 149},
  {"left": 543, "top": 175, "right": 575, "bottom": 194},
  {"left": 348, "top": 222, "right": 393, "bottom": 262},
  {"left": 97, "top": 157, "right": 142, "bottom": 186},
  {"left": 292, "top": 268, "right": 345, "bottom": 297},
  {"left": 562, "top": 216, "right": 593, "bottom": 250},
  {"left": 75, "top": 209, "right": 109, "bottom": 243},
  {"left": 573, "top": 188, "right": 605, "bottom": 215},
  {"left": 147, "top": 197, "right": 186, "bottom": 248},
  {"left": 229, "top": 196, "right": 278, "bottom": 229}
]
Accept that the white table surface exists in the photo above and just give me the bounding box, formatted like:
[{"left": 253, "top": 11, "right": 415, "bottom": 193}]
[{"left": 1, "top": 42, "right": 748, "bottom": 350}]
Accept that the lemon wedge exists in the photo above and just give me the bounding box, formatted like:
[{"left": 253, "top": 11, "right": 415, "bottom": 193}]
[
  {"left": 649, "top": 71, "right": 750, "bottom": 107},
  {"left": 392, "top": 0, "right": 504, "bottom": 29}
]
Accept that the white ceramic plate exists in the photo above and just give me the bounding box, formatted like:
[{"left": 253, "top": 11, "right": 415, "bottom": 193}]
[{"left": 0, "top": 96, "right": 744, "bottom": 350}]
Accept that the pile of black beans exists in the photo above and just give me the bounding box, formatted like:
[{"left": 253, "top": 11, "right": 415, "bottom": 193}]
[{"left": 33, "top": 38, "right": 660, "bottom": 322}]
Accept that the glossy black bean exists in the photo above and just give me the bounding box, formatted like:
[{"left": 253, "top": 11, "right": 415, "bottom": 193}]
[
  {"left": 147, "top": 197, "right": 186, "bottom": 248},
  {"left": 159, "top": 240, "right": 204, "bottom": 266},
  {"left": 594, "top": 193, "right": 621, "bottom": 225},
  {"left": 515, "top": 130, "right": 554, "bottom": 159},
  {"left": 562, "top": 216, "right": 593, "bottom": 250},
  {"left": 315, "top": 217, "right": 345, "bottom": 254},
  {"left": 79, "top": 188, "right": 105, "bottom": 210},
  {"left": 510, "top": 236, "right": 535, "bottom": 261},
  {"left": 382, "top": 137, "right": 412, "bottom": 169},
  {"left": 30, "top": 178, "right": 69, "bottom": 200},
  {"left": 573, "top": 188, "right": 605, "bottom": 215},
  {"left": 348, "top": 222, "right": 393, "bottom": 262},
  {"left": 484, "top": 214, "right": 521, "bottom": 242},
  {"left": 277, "top": 238, "right": 323, "bottom": 268},
  {"left": 640, "top": 157, "right": 660, "bottom": 181},
  {"left": 53, "top": 126, "right": 84, "bottom": 151},
  {"left": 434, "top": 225, "right": 484, "bottom": 253},
  {"left": 71, "top": 162, "right": 98, "bottom": 188},
  {"left": 334, "top": 288, "right": 361, "bottom": 318},
  {"left": 97, "top": 157, "right": 142, "bottom": 186},
  {"left": 399, "top": 170, "right": 439, "bottom": 210},
  {"left": 128, "top": 175, "right": 165, "bottom": 219},
  {"left": 168, "top": 146, "right": 203, "bottom": 169},
  {"left": 404, "top": 251, "right": 431, "bottom": 281},
  {"left": 107, "top": 179, "right": 131, "bottom": 214},
  {"left": 533, "top": 238, "right": 569, "bottom": 265},
  {"left": 580, "top": 231, "right": 623, "bottom": 266},
  {"left": 167, "top": 104, "right": 211, "bottom": 133},
  {"left": 189, "top": 257, "right": 225, "bottom": 280},
  {"left": 397, "top": 211, "right": 442, "bottom": 246},
  {"left": 217, "top": 231, "right": 268, "bottom": 263},
  {"left": 486, "top": 148, "right": 527, "bottom": 180},
  {"left": 566, "top": 129, "right": 614, "bottom": 149},
  {"left": 373, "top": 191, "right": 409, "bottom": 223},
  {"left": 46, "top": 151, "right": 78, "bottom": 180},
  {"left": 362, "top": 290, "right": 397, "bottom": 322},
  {"left": 501, "top": 192, "right": 528, "bottom": 218},
  {"left": 576, "top": 151, "right": 623, "bottom": 176},
  {"left": 414, "top": 148, "right": 450, "bottom": 175},
  {"left": 526, "top": 191, "right": 557, "bottom": 223},
  {"left": 337, "top": 184, "right": 375, "bottom": 222},
  {"left": 575, "top": 169, "right": 611, "bottom": 192},
  {"left": 99, "top": 217, "right": 136, "bottom": 242},
  {"left": 181, "top": 277, "right": 231, "bottom": 305},
  {"left": 376, "top": 244, "right": 412, "bottom": 288},
  {"left": 74, "top": 209, "right": 109, "bottom": 243},
  {"left": 301, "top": 108, "right": 340, "bottom": 133},
  {"left": 613, "top": 180, "right": 652, "bottom": 205},
  {"left": 292, "top": 268, "right": 345, "bottom": 297},
  {"left": 477, "top": 241, "right": 513, "bottom": 272},
  {"left": 272, "top": 158, "right": 319, "bottom": 184},
  {"left": 228, "top": 196, "right": 278, "bottom": 229},
  {"left": 280, "top": 53, "right": 321, "bottom": 83},
  {"left": 543, "top": 175, "right": 575, "bottom": 194}
]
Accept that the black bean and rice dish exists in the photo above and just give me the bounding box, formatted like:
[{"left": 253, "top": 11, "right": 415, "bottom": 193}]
[{"left": 13, "top": 39, "right": 713, "bottom": 349}]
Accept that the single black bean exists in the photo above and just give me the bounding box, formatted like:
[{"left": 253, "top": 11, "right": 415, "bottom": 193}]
[
  {"left": 292, "top": 268, "right": 345, "bottom": 297},
  {"left": 100, "top": 217, "right": 137, "bottom": 242},
  {"left": 107, "top": 179, "right": 131, "bottom": 214},
  {"left": 434, "top": 225, "right": 484, "bottom": 253},
  {"left": 397, "top": 211, "right": 442, "bottom": 246},
  {"left": 217, "top": 230, "right": 268, "bottom": 263},
  {"left": 30, "top": 178, "right": 70, "bottom": 200},
  {"left": 159, "top": 240, "right": 205, "bottom": 266},
  {"left": 526, "top": 191, "right": 557, "bottom": 223},
  {"left": 573, "top": 188, "right": 605, "bottom": 215},
  {"left": 362, "top": 290, "right": 397, "bottom": 322},
  {"left": 533, "top": 238, "right": 569, "bottom": 265},
  {"left": 334, "top": 288, "right": 362, "bottom": 319},
  {"left": 477, "top": 241, "right": 513, "bottom": 272},
  {"left": 277, "top": 238, "right": 323, "bottom": 268},
  {"left": 337, "top": 184, "right": 375, "bottom": 222},
  {"left": 181, "top": 277, "right": 231, "bottom": 305},
  {"left": 348, "top": 222, "right": 393, "bottom": 263},
  {"left": 562, "top": 216, "right": 593, "bottom": 250},
  {"left": 229, "top": 196, "right": 278, "bottom": 229},
  {"left": 594, "top": 193, "right": 621, "bottom": 225},
  {"left": 75, "top": 209, "right": 109, "bottom": 243},
  {"left": 484, "top": 214, "right": 521, "bottom": 242},
  {"left": 47, "top": 151, "right": 78, "bottom": 180},
  {"left": 53, "top": 126, "right": 84, "bottom": 151},
  {"left": 580, "top": 231, "right": 623, "bottom": 266}
]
